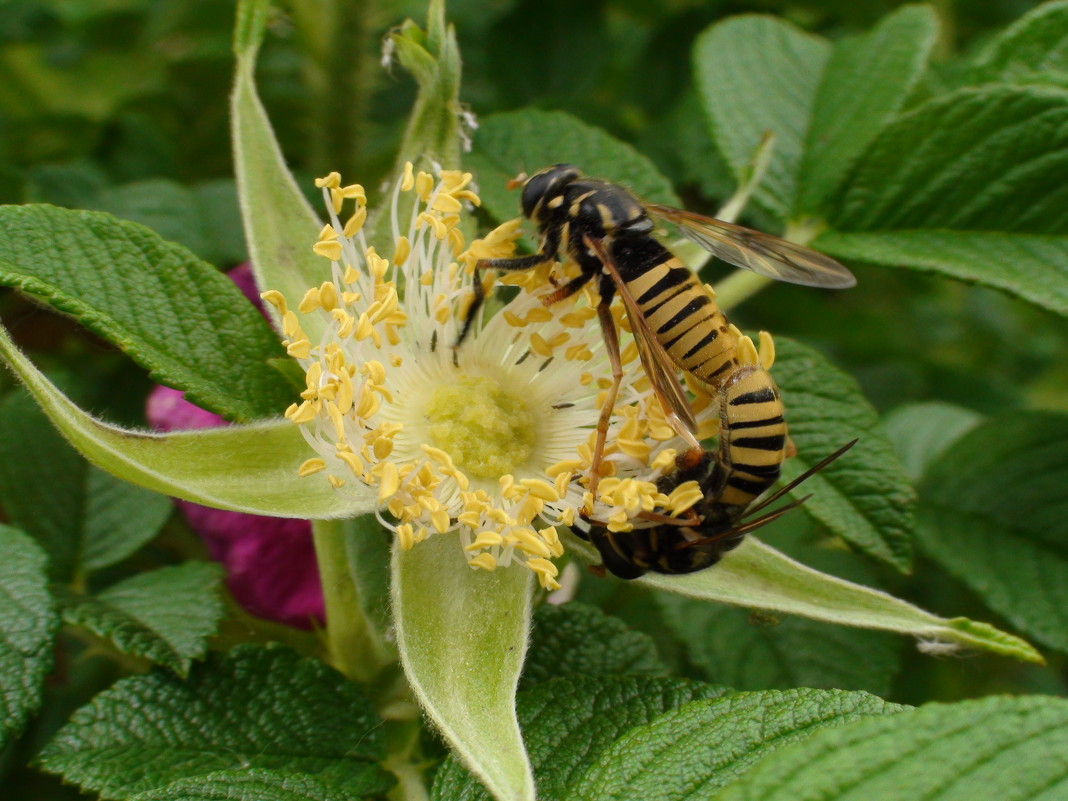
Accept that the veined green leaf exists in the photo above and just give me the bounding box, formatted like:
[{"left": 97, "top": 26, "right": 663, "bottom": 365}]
[
  {"left": 715, "top": 696, "right": 1068, "bottom": 801},
  {"left": 829, "top": 85, "right": 1068, "bottom": 235},
  {"left": 61, "top": 563, "right": 225, "bottom": 675},
  {"left": 815, "top": 229, "right": 1068, "bottom": 319},
  {"left": 130, "top": 769, "right": 365, "bottom": 801},
  {"left": 773, "top": 337, "right": 915, "bottom": 570},
  {"left": 694, "top": 15, "right": 830, "bottom": 220},
  {"left": 655, "top": 533, "right": 903, "bottom": 696},
  {"left": 0, "top": 204, "right": 293, "bottom": 420},
  {"left": 883, "top": 401, "right": 983, "bottom": 483},
  {"left": 393, "top": 535, "right": 534, "bottom": 801},
  {"left": 432, "top": 675, "right": 729, "bottom": 801},
  {"left": 918, "top": 412, "right": 1068, "bottom": 655},
  {"left": 571, "top": 689, "right": 902, "bottom": 801},
  {"left": 38, "top": 644, "right": 392, "bottom": 798},
  {"left": 816, "top": 84, "right": 1068, "bottom": 318},
  {"left": 661, "top": 601, "right": 901, "bottom": 696},
  {"left": 232, "top": 0, "right": 328, "bottom": 342},
  {"left": 0, "top": 389, "right": 172, "bottom": 580},
  {"left": 798, "top": 4, "right": 938, "bottom": 214},
  {"left": 521, "top": 603, "right": 665, "bottom": 691},
  {"left": 467, "top": 109, "right": 679, "bottom": 226},
  {"left": 0, "top": 525, "right": 58, "bottom": 750},
  {"left": 972, "top": 0, "right": 1068, "bottom": 88},
  {"left": 0, "top": 322, "right": 376, "bottom": 519},
  {"left": 563, "top": 533, "right": 1041, "bottom": 663}
]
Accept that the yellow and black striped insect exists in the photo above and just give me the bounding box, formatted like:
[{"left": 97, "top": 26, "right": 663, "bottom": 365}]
[
  {"left": 459, "top": 164, "right": 855, "bottom": 498},
  {"left": 578, "top": 439, "right": 857, "bottom": 579}
]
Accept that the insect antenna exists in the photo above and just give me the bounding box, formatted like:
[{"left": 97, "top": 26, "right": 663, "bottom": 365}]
[
  {"left": 673, "top": 494, "right": 812, "bottom": 551},
  {"left": 743, "top": 438, "right": 858, "bottom": 518}
]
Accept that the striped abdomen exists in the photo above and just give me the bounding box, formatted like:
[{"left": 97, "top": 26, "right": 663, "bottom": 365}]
[
  {"left": 714, "top": 366, "right": 787, "bottom": 508},
  {"left": 610, "top": 236, "right": 740, "bottom": 389}
]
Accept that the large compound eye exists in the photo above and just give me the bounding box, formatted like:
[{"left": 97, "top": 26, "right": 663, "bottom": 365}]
[{"left": 520, "top": 164, "right": 580, "bottom": 220}]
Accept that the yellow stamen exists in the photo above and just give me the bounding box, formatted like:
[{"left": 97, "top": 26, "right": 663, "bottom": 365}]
[{"left": 298, "top": 458, "right": 326, "bottom": 477}]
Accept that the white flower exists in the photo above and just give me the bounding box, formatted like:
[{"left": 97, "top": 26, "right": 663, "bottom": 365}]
[{"left": 264, "top": 163, "right": 730, "bottom": 590}]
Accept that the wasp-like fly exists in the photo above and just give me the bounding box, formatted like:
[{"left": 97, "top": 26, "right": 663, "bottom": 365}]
[
  {"left": 458, "top": 164, "right": 855, "bottom": 506},
  {"left": 577, "top": 439, "right": 857, "bottom": 579}
]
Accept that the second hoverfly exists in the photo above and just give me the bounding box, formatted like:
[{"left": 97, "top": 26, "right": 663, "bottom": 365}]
[{"left": 459, "top": 164, "right": 855, "bottom": 499}]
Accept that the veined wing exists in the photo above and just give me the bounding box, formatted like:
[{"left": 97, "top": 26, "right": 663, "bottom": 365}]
[{"left": 645, "top": 203, "right": 856, "bottom": 289}]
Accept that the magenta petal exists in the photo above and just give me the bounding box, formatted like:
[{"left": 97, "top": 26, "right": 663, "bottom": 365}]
[
  {"left": 178, "top": 502, "right": 323, "bottom": 628},
  {"left": 227, "top": 262, "right": 272, "bottom": 320},
  {"left": 146, "top": 386, "right": 225, "bottom": 431}
]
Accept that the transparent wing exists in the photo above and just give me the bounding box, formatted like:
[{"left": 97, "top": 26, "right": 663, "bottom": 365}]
[
  {"left": 585, "top": 236, "right": 700, "bottom": 445},
  {"left": 645, "top": 203, "right": 856, "bottom": 289}
]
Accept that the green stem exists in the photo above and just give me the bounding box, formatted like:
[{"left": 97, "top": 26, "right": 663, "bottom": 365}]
[
  {"left": 312, "top": 518, "right": 393, "bottom": 683},
  {"left": 383, "top": 721, "right": 433, "bottom": 801},
  {"left": 714, "top": 271, "right": 772, "bottom": 313}
]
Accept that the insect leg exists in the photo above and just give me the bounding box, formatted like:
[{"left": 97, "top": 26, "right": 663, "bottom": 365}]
[
  {"left": 636, "top": 508, "right": 702, "bottom": 527},
  {"left": 586, "top": 272, "right": 622, "bottom": 511},
  {"left": 454, "top": 252, "right": 553, "bottom": 348},
  {"left": 540, "top": 270, "right": 593, "bottom": 307}
]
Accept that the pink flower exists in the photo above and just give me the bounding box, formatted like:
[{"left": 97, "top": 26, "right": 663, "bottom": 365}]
[{"left": 146, "top": 264, "right": 324, "bottom": 629}]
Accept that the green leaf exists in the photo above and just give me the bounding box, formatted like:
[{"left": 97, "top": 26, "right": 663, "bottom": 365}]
[
  {"left": 0, "top": 389, "right": 173, "bottom": 580},
  {"left": 0, "top": 323, "right": 377, "bottom": 519},
  {"left": 232, "top": 0, "right": 330, "bottom": 343},
  {"left": 918, "top": 412, "right": 1068, "bottom": 655},
  {"left": 817, "top": 229, "right": 1068, "bottom": 318},
  {"left": 393, "top": 534, "right": 534, "bottom": 801},
  {"left": 798, "top": 5, "right": 938, "bottom": 214},
  {"left": 972, "top": 0, "right": 1068, "bottom": 88},
  {"left": 0, "top": 204, "right": 293, "bottom": 421},
  {"left": 563, "top": 533, "right": 1041, "bottom": 663},
  {"left": 655, "top": 592, "right": 901, "bottom": 695},
  {"left": 694, "top": 16, "right": 830, "bottom": 220},
  {"left": 432, "top": 675, "right": 729, "bottom": 801},
  {"left": 520, "top": 602, "right": 665, "bottom": 690},
  {"left": 90, "top": 179, "right": 246, "bottom": 267},
  {"left": 130, "top": 769, "right": 364, "bottom": 801},
  {"left": 829, "top": 85, "right": 1068, "bottom": 235},
  {"left": 883, "top": 401, "right": 983, "bottom": 483},
  {"left": 26, "top": 161, "right": 111, "bottom": 209},
  {"left": 38, "top": 644, "right": 392, "bottom": 799},
  {"left": 61, "top": 563, "right": 225, "bottom": 675},
  {"left": 654, "top": 514, "right": 901, "bottom": 697},
  {"left": 715, "top": 695, "right": 1068, "bottom": 801},
  {"left": 815, "top": 83, "right": 1068, "bottom": 318},
  {"left": 0, "top": 525, "right": 59, "bottom": 749},
  {"left": 638, "top": 92, "right": 736, "bottom": 206},
  {"left": 467, "top": 109, "right": 679, "bottom": 226},
  {"left": 773, "top": 337, "right": 915, "bottom": 570},
  {"left": 571, "top": 689, "right": 902, "bottom": 801}
]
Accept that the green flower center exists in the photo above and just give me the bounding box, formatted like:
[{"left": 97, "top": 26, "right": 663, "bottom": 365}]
[{"left": 426, "top": 375, "right": 536, "bottom": 479}]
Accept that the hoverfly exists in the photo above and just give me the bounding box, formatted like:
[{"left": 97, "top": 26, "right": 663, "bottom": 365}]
[
  {"left": 458, "top": 164, "right": 854, "bottom": 499},
  {"left": 577, "top": 439, "right": 857, "bottom": 579}
]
